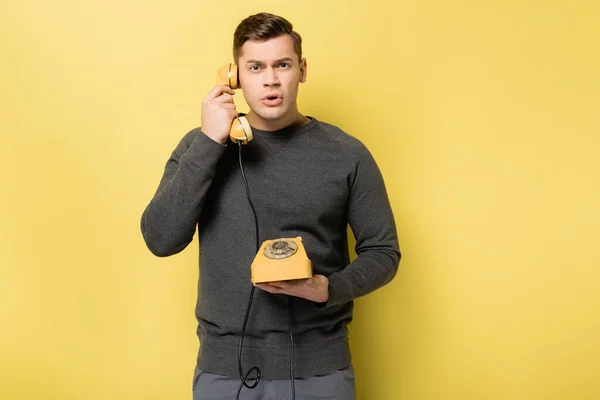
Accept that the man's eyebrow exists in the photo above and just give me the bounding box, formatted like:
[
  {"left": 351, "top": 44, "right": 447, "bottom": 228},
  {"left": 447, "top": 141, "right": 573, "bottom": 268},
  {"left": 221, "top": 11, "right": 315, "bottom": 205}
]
[
  {"left": 245, "top": 57, "right": 295, "bottom": 64},
  {"left": 275, "top": 57, "right": 294, "bottom": 63}
]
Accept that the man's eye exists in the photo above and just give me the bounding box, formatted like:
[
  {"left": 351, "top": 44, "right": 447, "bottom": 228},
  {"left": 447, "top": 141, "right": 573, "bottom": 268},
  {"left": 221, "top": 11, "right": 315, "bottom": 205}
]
[
  {"left": 250, "top": 65, "right": 261, "bottom": 71},
  {"left": 278, "top": 63, "right": 289, "bottom": 68}
]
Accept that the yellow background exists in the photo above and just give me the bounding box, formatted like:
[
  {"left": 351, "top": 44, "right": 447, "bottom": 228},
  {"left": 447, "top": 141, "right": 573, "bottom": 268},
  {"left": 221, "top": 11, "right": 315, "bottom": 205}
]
[{"left": 1, "top": 0, "right": 599, "bottom": 399}]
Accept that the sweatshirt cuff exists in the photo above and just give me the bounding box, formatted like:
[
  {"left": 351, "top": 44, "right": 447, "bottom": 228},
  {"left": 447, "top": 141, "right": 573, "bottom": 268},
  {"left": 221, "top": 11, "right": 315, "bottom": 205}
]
[
  {"left": 180, "top": 129, "right": 227, "bottom": 172},
  {"left": 313, "top": 273, "right": 353, "bottom": 309}
]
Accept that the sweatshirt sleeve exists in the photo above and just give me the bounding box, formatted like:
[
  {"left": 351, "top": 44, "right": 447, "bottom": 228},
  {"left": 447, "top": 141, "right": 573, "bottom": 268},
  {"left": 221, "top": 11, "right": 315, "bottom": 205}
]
[
  {"left": 319, "top": 142, "right": 401, "bottom": 307},
  {"left": 141, "top": 128, "right": 227, "bottom": 257}
]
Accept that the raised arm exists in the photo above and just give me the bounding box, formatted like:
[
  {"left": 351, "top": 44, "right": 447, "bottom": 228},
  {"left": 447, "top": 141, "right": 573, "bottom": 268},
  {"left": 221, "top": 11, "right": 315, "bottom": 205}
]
[{"left": 141, "top": 85, "right": 239, "bottom": 257}]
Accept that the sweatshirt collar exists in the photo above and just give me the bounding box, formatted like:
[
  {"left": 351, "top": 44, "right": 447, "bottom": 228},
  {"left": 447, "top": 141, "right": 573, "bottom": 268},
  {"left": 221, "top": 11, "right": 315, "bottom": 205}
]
[{"left": 238, "top": 114, "right": 318, "bottom": 139}]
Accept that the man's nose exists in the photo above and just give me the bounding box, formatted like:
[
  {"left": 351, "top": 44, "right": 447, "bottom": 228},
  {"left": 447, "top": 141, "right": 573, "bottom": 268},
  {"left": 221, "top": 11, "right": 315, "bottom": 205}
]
[{"left": 263, "top": 67, "right": 280, "bottom": 86}]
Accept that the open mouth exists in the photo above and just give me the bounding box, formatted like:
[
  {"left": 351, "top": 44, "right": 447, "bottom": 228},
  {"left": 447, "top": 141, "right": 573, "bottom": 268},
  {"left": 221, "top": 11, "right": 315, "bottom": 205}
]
[{"left": 262, "top": 95, "right": 283, "bottom": 106}]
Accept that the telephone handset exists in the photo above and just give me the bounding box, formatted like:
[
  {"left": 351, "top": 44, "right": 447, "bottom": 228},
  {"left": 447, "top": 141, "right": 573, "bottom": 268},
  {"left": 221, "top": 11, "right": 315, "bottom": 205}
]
[{"left": 216, "top": 64, "right": 253, "bottom": 144}]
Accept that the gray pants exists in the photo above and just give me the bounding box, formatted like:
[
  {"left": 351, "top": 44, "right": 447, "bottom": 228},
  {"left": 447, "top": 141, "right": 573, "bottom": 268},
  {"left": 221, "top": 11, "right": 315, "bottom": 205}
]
[{"left": 192, "top": 366, "right": 356, "bottom": 400}]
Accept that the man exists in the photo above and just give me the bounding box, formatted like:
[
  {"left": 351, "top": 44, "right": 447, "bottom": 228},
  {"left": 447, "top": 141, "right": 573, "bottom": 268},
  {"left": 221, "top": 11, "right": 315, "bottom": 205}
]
[{"left": 141, "top": 12, "right": 400, "bottom": 400}]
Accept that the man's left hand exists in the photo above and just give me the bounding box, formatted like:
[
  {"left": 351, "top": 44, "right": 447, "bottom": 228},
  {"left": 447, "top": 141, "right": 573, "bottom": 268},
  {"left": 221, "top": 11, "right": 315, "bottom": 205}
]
[{"left": 254, "top": 274, "right": 329, "bottom": 303}]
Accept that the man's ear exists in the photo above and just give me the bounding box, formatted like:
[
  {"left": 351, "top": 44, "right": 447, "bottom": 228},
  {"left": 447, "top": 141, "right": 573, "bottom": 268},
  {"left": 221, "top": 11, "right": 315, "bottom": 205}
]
[{"left": 300, "top": 58, "right": 307, "bottom": 83}]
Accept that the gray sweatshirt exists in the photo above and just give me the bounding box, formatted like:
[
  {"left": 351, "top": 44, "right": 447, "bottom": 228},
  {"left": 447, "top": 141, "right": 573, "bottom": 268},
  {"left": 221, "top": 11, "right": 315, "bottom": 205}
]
[{"left": 141, "top": 117, "right": 400, "bottom": 379}]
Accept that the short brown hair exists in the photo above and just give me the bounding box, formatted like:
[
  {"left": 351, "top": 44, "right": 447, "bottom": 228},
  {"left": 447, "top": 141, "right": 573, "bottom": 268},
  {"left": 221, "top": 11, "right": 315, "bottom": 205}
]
[{"left": 233, "top": 13, "right": 303, "bottom": 63}]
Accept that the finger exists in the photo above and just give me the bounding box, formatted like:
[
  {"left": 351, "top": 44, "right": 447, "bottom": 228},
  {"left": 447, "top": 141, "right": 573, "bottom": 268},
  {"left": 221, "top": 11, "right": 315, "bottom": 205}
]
[
  {"left": 268, "top": 281, "right": 292, "bottom": 289},
  {"left": 214, "top": 93, "right": 234, "bottom": 104},
  {"left": 204, "top": 85, "right": 235, "bottom": 101},
  {"left": 256, "top": 283, "right": 283, "bottom": 294}
]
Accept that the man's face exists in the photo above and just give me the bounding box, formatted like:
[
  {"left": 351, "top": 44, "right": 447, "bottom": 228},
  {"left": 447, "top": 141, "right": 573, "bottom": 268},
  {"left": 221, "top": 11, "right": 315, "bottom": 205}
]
[{"left": 237, "top": 35, "right": 307, "bottom": 129}]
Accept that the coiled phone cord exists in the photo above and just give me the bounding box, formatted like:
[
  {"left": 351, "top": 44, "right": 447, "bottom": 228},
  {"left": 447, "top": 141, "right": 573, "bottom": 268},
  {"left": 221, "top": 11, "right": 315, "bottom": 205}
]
[{"left": 236, "top": 141, "right": 296, "bottom": 400}]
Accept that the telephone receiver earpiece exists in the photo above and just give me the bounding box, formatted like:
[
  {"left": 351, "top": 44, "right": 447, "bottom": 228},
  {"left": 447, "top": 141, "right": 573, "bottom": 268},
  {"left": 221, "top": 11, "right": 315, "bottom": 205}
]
[{"left": 216, "top": 63, "right": 253, "bottom": 144}]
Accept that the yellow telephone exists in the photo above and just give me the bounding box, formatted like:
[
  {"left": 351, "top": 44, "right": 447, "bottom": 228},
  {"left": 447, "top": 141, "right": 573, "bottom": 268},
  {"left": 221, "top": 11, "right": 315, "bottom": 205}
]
[
  {"left": 216, "top": 64, "right": 253, "bottom": 144},
  {"left": 250, "top": 237, "right": 313, "bottom": 284}
]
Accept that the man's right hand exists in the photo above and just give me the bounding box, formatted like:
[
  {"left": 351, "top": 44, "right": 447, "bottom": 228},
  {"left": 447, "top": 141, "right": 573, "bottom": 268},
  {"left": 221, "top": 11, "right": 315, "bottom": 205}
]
[{"left": 201, "top": 85, "right": 238, "bottom": 144}]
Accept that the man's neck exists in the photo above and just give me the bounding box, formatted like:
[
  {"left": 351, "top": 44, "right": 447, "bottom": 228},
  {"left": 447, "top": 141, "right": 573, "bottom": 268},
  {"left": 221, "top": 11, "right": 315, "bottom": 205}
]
[{"left": 245, "top": 111, "right": 309, "bottom": 131}]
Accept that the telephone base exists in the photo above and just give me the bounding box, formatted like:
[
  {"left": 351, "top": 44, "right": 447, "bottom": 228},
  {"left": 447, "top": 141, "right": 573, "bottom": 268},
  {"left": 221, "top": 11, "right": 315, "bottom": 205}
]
[{"left": 251, "top": 237, "right": 313, "bottom": 284}]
